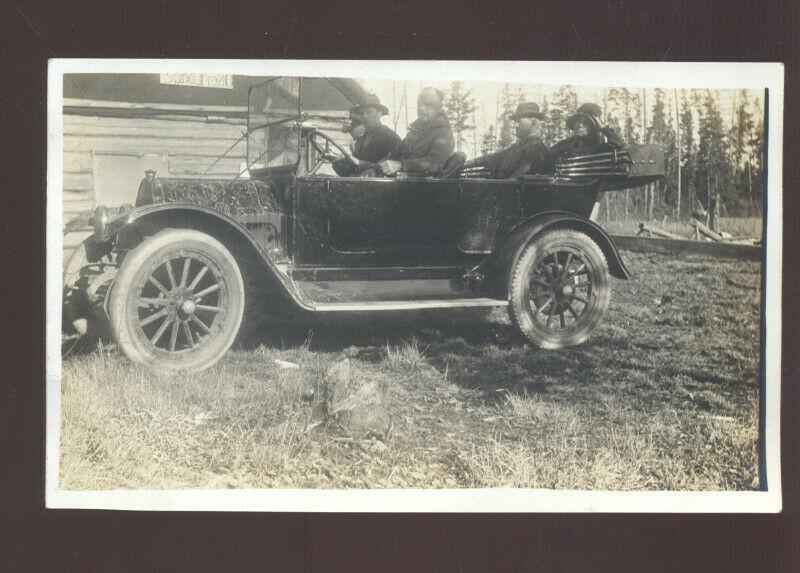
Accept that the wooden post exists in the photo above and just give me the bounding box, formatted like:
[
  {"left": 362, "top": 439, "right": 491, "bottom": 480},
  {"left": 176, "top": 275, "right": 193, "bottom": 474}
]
[
  {"left": 642, "top": 88, "right": 648, "bottom": 219},
  {"left": 690, "top": 218, "right": 724, "bottom": 242},
  {"left": 675, "top": 89, "right": 682, "bottom": 220}
]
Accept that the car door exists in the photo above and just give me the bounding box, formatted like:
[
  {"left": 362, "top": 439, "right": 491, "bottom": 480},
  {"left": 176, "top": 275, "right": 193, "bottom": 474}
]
[
  {"left": 325, "top": 177, "right": 399, "bottom": 256},
  {"left": 393, "top": 178, "right": 460, "bottom": 264},
  {"left": 324, "top": 176, "right": 460, "bottom": 266}
]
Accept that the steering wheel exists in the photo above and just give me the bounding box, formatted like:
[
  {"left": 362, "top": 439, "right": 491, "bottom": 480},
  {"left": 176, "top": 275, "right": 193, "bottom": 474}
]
[{"left": 308, "top": 130, "right": 353, "bottom": 167}]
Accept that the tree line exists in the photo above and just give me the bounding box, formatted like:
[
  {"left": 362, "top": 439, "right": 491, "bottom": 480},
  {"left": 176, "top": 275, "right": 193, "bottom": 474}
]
[{"left": 442, "top": 82, "right": 765, "bottom": 220}]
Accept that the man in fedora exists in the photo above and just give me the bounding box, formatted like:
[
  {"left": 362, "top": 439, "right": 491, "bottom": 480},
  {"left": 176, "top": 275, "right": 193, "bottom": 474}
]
[
  {"left": 465, "top": 101, "right": 551, "bottom": 179},
  {"left": 549, "top": 102, "right": 625, "bottom": 160},
  {"left": 333, "top": 95, "right": 401, "bottom": 176}
]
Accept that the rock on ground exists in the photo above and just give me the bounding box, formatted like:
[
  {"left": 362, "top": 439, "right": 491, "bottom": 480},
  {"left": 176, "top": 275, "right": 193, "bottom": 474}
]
[{"left": 318, "top": 358, "right": 393, "bottom": 438}]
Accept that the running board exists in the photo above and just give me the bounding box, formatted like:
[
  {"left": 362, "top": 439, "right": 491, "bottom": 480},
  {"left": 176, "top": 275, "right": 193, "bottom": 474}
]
[{"left": 312, "top": 298, "right": 508, "bottom": 312}]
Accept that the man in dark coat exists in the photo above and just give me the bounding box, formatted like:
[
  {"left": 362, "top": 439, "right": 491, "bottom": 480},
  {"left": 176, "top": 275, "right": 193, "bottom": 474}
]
[
  {"left": 333, "top": 96, "right": 401, "bottom": 176},
  {"left": 378, "top": 87, "right": 455, "bottom": 176},
  {"left": 549, "top": 102, "right": 625, "bottom": 160},
  {"left": 464, "top": 102, "right": 550, "bottom": 179}
]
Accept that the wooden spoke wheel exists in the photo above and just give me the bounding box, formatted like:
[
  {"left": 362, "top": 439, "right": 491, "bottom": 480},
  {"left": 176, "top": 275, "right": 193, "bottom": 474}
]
[
  {"left": 509, "top": 229, "right": 610, "bottom": 349},
  {"left": 108, "top": 229, "right": 245, "bottom": 371}
]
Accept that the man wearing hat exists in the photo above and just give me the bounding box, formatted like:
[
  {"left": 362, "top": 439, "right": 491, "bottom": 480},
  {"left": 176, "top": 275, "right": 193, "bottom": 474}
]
[
  {"left": 465, "top": 101, "right": 551, "bottom": 179},
  {"left": 379, "top": 87, "right": 455, "bottom": 176},
  {"left": 550, "top": 102, "right": 625, "bottom": 160},
  {"left": 333, "top": 94, "right": 400, "bottom": 176}
]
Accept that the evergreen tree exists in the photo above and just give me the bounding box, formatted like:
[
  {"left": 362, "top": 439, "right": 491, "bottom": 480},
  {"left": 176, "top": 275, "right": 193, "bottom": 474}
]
[
  {"left": 547, "top": 85, "right": 578, "bottom": 143},
  {"left": 540, "top": 98, "right": 558, "bottom": 147},
  {"left": 728, "top": 89, "right": 763, "bottom": 211},
  {"left": 696, "top": 90, "right": 730, "bottom": 211},
  {"left": 497, "top": 84, "right": 525, "bottom": 149},
  {"left": 647, "top": 89, "right": 678, "bottom": 214},
  {"left": 680, "top": 91, "right": 700, "bottom": 215},
  {"left": 443, "top": 81, "right": 477, "bottom": 152},
  {"left": 480, "top": 125, "right": 497, "bottom": 155}
]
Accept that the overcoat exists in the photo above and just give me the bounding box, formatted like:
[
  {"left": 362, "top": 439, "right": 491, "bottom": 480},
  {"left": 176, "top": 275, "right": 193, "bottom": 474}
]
[
  {"left": 468, "top": 135, "right": 551, "bottom": 179},
  {"left": 389, "top": 112, "right": 455, "bottom": 175}
]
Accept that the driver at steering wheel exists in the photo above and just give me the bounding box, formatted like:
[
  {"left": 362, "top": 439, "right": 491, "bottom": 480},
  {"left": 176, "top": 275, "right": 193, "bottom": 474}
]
[{"left": 332, "top": 94, "right": 400, "bottom": 177}]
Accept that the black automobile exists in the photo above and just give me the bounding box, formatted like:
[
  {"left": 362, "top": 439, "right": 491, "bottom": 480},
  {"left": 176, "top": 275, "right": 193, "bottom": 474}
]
[{"left": 63, "top": 76, "right": 665, "bottom": 370}]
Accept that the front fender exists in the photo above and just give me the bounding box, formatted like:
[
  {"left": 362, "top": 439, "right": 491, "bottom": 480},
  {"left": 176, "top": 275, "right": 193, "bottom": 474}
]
[
  {"left": 486, "top": 210, "right": 630, "bottom": 298},
  {"left": 109, "top": 203, "right": 313, "bottom": 311}
]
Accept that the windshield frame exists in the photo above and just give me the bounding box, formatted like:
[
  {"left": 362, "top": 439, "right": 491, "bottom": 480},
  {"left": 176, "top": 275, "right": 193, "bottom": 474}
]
[{"left": 246, "top": 77, "right": 304, "bottom": 175}]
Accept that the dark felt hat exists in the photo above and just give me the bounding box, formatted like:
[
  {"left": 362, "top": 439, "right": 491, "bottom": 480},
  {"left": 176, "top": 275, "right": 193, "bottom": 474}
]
[
  {"left": 567, "top": 102, "right": 603, "bottom": 129},
  {"left": 509, "top": 101, "right": 547, "bottom": 121},
  {"left": 353, "top": 93, "right": 389, "bottom": 116}
]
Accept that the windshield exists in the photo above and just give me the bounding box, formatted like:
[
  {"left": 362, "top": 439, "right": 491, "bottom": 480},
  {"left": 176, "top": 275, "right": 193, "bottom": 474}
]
[
  {"left": 247, "top": 77, "right": 301, "bottom": 171},
  {"left": 247, "top": 77, "right": 363, "bottom": 172}
]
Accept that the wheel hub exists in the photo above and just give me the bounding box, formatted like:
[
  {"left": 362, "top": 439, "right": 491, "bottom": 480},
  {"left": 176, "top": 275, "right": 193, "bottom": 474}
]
[{"left": 179, "top": 299, "right": 197, "bottom": 316}]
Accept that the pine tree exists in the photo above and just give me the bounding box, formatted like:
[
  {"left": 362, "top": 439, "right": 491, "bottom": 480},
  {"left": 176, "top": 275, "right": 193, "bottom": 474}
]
[
  {"left": 547, "top": 85, "right": 578, "bottom": 143},
  {"left": 748, "top": 97, "right": 765, "bottom": 210},
  {"left": 540, "top": 98, "right": 558, "bottom": 147},
  {"left": 480, "top": 125, "right": 497, "bottom": 155},
  {"left": 697, "top": 90, "right": 730, "bottom": 211},
  {"left": 728, "top": 89, "right": 763, "bottom": 212},
  {"left": 443, "top": 81, "right": 477, "bottom": 152},
  {"left": 647, "top": 89, "right": 678, "bottom": 216},
  {"left": 497, "top": 84, "right": 525, "bottom": 149}
]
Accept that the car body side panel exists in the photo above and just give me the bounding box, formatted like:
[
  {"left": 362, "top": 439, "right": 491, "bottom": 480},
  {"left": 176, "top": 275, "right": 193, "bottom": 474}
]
[
  {"left": 294, "top": 176, "right": 465, "bottom": 268},
  {"left": 457, "top": 179, "right": 523, "bottom": 254},
  {"left": 520, "top": 183, "right": 600, "bottom": 220}
]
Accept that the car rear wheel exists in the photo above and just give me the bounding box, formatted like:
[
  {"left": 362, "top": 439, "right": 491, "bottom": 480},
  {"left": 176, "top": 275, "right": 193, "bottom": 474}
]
[
  {"left": 509, "top": 229, "right": 610, "bottom": 349},
  {"left": 107, "top": 229, "right": 245, "bottom": 371}
]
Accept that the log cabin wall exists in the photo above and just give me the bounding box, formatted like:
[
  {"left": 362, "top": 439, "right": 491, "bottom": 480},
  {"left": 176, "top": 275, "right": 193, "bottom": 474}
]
[
  {"left": 60, "top": 74, "right": 365, "bottom": 263},
  {"left": 61, "top": 107, "right": 249, "bottom": 261}
]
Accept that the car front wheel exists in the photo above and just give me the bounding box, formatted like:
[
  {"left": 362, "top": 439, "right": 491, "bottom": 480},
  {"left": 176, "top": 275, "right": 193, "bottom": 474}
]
[
  {"left": 107, "top": 229, "right": 245, "bottom": 371},
  {"left": 509, "top": 229, "right": 610, "bottom": 349}
]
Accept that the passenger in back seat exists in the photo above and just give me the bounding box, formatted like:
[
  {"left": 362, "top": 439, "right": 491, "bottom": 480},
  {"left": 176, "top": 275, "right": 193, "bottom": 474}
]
[{"left": 463, "top": 102, "right": 551, "bottom": 179}]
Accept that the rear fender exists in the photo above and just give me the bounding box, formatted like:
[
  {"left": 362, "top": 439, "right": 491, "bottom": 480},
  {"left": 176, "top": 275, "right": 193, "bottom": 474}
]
[
  {"left": 486, "top": 210, "right": 630, "bottom": 298},
  {"left": 112, "top": 204, "right": 313, "bottom": 311}
]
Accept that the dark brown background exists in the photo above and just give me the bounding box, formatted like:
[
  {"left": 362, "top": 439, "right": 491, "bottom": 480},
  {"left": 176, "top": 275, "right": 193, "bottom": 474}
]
[{"left": 2, "top": 0, "right": 797, "bottom": 570}]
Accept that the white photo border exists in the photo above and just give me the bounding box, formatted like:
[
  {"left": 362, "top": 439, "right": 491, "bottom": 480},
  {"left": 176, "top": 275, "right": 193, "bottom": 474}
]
[{"left": 46, "top": 59, "right": 784, "bottom": 512}]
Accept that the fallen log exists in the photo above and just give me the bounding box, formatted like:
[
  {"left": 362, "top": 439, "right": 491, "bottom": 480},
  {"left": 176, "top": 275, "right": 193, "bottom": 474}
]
[
  {"left": 637, "top": 222, "right": 682, "bottom": 240},
  {"left": 611, "top": 234, "right": 762, "bottom": 261},
  {"left": 689, "top": 218, "right": 725, "bottom": 242}
]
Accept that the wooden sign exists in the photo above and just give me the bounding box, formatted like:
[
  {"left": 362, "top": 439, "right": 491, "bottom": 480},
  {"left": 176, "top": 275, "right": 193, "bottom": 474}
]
[{"left": 159, "top": 73, "right": 233, "bottom": 89}]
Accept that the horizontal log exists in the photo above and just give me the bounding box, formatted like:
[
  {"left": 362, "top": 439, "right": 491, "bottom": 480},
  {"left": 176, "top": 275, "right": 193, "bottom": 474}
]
[
  {"left": 63, "top": 124, "right": 244, "bottom": 141},
  {"left": 62, "top": 211, "right": 93, "bottom": 228},
  {"left": 63, "top": 173, "right": 93, "bottom": 192},
  {"left": 167, "top": 157, "right": 245, "bottom": 177},
  {"left": 637, "top": 222, "right": 682, "bottom": 240},
  {"left": 64, "top": 135, "right": 246, "bottom": 155},
  {"left": 62, "top": 188, "right": 93, "bottom": 202},
  {"left": 64, "top": 97, "right": 248, "bottom": 114},
  {"left": 63, "top": 151, "right": 94, "bottom": 173},
  {"left": 64, "top": 114, "right": 247, "bottom": 129},
  {"left": 63, "top": 231, "right": 94, "bottom": 247},
  {"left": 611, "top": 234, "right": 762, "bottom": 261}
]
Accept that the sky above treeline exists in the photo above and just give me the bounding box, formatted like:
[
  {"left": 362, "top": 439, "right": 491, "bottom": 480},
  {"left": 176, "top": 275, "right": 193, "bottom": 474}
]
[{"left": 359, "top": 79, "right": 765, "bottom": 156}]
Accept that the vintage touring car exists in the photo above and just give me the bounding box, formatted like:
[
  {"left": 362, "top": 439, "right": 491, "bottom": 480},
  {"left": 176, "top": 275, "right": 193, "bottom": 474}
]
[{"left": 63, "top": 76, "right": 665, "bottom": 370}]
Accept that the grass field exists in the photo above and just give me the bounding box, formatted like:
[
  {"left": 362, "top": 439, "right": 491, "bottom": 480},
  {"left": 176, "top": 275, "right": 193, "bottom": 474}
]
[{"left": 59, "top": 250, "right": 763, "bottom": 491}]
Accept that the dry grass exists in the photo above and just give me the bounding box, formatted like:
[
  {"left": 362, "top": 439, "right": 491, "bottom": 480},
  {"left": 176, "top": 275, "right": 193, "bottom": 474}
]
[{"left": 60, "top": 251, "right": 763, "bottom": 491}]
